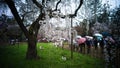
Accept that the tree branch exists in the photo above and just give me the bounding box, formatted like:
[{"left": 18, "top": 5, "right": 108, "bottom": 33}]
[
  {"left": 29, "top": 12, "right": 45, "bottom": 35},
  {"left": 5, "top": 0, "right": 30, "bottom": 38},
  {"left": 42, "top": 0, "right": 45, "bottom": 5},
  {"left": 32, "top": 0, "right": 43, "bottom": 9},
  {"left": 31, "top": 0, "right": 45, "bottom": 28},
  {"left": 74, "top": 0, "right": 83, "bottom": 16},
  {"left": 69, "top": 0, "right": 83, "bottom": 18},
  {"left": 21, "top": 10, "right": 33, "bottom": 22},
  {"left": 53, "top": 0, "right": 61, "bottom": 11},
  {"left": 51, "top": 0, "right": 83, "bottom": 18},
  {"left": 29, "top": 0, "right": 45, "bottom": 36}
]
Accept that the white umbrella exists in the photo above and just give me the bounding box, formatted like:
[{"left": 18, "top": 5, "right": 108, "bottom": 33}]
[
  {"left": 85, "top": 36, "right": 93, "bottom": 39},
  {"left": 94, "top": 33, "right": 103, "bottom": 37},
  {"left": 76, "top": 35, "right": 82, "bottom": 39}
]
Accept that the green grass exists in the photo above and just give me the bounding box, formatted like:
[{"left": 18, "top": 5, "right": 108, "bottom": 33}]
[{"left": 0, "top": 43, "right": 105, "bottom": 68}]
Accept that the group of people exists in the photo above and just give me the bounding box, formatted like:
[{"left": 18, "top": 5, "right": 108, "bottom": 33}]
[
  {"left": 73, "top": 33, "right": 116, "bottom": 55},
  {"left": 73, "top": 34, "right": 118, "bottom": 68},
  {"left": 53, "top": 33, "right": 118, "bottom": 67}
]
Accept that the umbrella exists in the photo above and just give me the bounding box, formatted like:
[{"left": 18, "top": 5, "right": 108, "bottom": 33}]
[
  {"left": 101, "top": 32, "right": 111, "bottom": 37},
  {"left": 93, "top": 33, "right": 103, "bottom": 37},
  {"left": 93, "top": 33, "right": 103, "bottom": 41},
  {"left": 85, "top": 36, "right": 93, "bottom": 40},
  {"left": 109, "top": 37, "right": 115, "bottom": 43},
  {"left": 105, "top": 36, "right": 115, "bottom": 43},
  {"left": 77, "top": 37, "right": 86, "bottom": 44},
  {"left": 76, "top": 35, "right": 82, "bottom": 39}
]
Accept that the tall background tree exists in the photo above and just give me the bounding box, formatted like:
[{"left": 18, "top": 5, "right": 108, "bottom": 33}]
[
  {"left": 74, "top": 0, "right": 103, "bottom": 35},
  {"left": 110, "top": 5, "right": 120, "bottom": 37}
]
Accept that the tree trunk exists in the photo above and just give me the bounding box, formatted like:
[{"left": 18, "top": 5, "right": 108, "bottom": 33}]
[{"left": 26, "top": 36, "right": 38, "bottom": 59}]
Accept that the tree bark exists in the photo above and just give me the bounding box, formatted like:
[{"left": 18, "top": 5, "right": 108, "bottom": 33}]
[
  {"left": 26, "top": 36, "right": 38, "bottom": 59},
  {"left": 5, "top": 0, "right": 39, "bottom": 59}
]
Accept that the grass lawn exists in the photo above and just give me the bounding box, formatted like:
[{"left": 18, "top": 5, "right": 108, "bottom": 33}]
[{"left": 0, "top": 43, "right": 105, "bottom": 68}]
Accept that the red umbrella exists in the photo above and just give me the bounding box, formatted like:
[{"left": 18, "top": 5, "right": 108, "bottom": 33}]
[{"left": 77, "top": 37, "right": 86, "bottom": 44}]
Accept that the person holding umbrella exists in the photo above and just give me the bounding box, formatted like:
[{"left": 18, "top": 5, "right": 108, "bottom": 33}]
[
  {"left": 85, "top": 36, "right": 93, "bottom": 54},
  {"left": 76, "top": 37, "right": 86, "bottom": 53},
  {"left": 93, "top": 33, "right": 103, "bottom": 50}
]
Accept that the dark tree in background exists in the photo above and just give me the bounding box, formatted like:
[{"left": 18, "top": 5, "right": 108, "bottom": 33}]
[{"left": 110, "top": 6, "right": 120, "bottom": 37}]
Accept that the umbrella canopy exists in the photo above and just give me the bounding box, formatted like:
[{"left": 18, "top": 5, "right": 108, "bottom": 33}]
[
  {"left": 105, "top": 36, "right": 115, "bottom": 43},
  {"left": 93, "top": 33, "right": 103, "bottom": 41},
  {"left": 77, "top": 37, "right": 86, "bottom": 44},
  {"left": 85, "top": 36, "right": 93, "bottom": 40},
  {"left": 101, "top": 32, "right": 111, "bottom": 37},
  {"left": 93, "top": 33, "right": 103, "bottom": 37},
  {"left": 76, "top": 35, "right": 82, "bottom": 39}
]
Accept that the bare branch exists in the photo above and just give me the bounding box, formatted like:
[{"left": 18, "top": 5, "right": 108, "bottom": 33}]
[
  {"left": 51, "top": 0, "right": 83, "bottom": 18},
  {"left": 53, "top": 0, "right": 61, "bottom": 11},
  {"left": 5, "top": 0, "right": 29, "bottom": 37},
  {"left": 42, "top": 0, "right": 45, "bottom": 5},
  {"left": 74, "top": 0, "right": 83, "bottom": 16},
  {"left": 21, "top": 10, "right": 33, "bottom": 22},
  {"left": 32, "top": 0, "right": 42, "bottom": 9},
  {"left": 69, "top": 0, "right": 83, "bottom": 18}
]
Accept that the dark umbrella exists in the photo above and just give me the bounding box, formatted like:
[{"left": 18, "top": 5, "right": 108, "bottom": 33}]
[{"left": 101, "top": 32, "right": 111, "bottom": 37}]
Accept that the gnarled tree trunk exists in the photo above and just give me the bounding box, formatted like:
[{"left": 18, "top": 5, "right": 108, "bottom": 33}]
[{"left": 26, "top": 36, "right": 38, "bottom": 59}]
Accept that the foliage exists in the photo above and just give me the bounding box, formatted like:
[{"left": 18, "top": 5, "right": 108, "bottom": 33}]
[
  {"left": 0, "top": 14, "right": 23, "bottom": 42},
  {"left": 74, "top": 19, "right": 87, "bottom": 36},
  {"left": 0, "top": 0, "right": 8, "bottom": 15},
  {"left": 97, "top": 3, "right": 110, "bottom": 23},
  {"left": 111, "top": 6, "right": 120, "bottom": 24},
  {"left": 109, "top": 5, "right": 120, "bottom": 36},
  {"left": 0, "top": 43, "right": 105, "bottom": 68},
  {"left": 86, "top": 0, "right": 102, "bottom": 21},
  {"left": 73, "top": 0, "right": 105, "bottom": 35}
]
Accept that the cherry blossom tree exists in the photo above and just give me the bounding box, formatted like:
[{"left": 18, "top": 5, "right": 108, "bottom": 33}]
[{"left": 5, "top": 0, "right": 83, "bottom": 59}]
